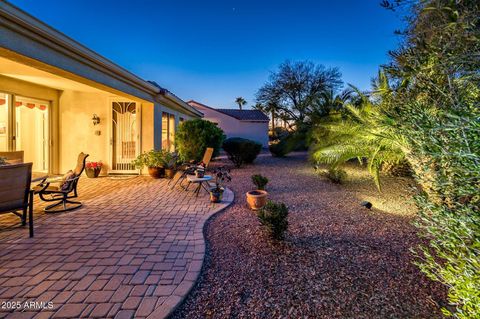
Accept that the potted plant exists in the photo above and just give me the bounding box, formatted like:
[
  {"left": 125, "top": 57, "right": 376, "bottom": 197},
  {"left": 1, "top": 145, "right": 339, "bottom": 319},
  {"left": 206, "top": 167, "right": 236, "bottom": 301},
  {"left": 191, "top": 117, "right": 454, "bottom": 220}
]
[
  {"left": 251, "top": 174, "right": 269, "bottom": 190},
  {"left": 132, "top": 150, "right": 166, "bottom": 178},
  {"left": 163, "top": 151, "right": 178, "bottom": 179},
  {"left": 85, "top": 161, "right": 103, "bottom": 178},
  {"left": 246, "top": 174, "right": 269, "bottom": 210},
  {"left": 209, "top": 167, "right": 231, "bottom": 203},
  {"left": 195, "top": 162, "right": 206, "bottom": 178}
]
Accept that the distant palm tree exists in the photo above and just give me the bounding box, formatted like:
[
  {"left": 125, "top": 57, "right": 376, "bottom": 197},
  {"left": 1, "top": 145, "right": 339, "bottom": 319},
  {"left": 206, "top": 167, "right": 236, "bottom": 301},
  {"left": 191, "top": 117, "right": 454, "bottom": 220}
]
[{"left": 235, "top": 97, "right": 247, "bottom": 110}]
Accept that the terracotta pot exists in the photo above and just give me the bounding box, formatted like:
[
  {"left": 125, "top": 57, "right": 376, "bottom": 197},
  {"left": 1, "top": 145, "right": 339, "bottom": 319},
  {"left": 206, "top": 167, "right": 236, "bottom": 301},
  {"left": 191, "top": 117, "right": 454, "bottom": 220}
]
[
  {"left": 165, "top": 168, "right": 176, "bottom": 179},
  {"left": 246, "top": 190, "right": 268, "bottom": 210},
  {"left": 85, "top": 168, "right": 101, "bottom": 178},
  {"left": 148, "top": 167, "right": 165, "bottom": 179},
  {"left": 210, "top": 187, "right": 224, "bottom": 203}
]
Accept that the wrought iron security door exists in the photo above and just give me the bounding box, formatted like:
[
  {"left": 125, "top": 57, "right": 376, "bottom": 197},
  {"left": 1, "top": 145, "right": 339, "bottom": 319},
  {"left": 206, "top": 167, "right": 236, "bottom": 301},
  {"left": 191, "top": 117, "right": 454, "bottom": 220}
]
[{"left": 111, "top": 101, "right": 138, "bottom": 173}]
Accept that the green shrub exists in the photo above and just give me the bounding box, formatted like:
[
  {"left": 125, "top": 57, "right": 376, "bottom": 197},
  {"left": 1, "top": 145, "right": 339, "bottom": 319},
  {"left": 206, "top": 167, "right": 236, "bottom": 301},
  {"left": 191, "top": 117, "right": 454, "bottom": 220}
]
[
  {"left": 257, "top": 201, "right": 289, "bottom": 240},
  {"left": 132, "top": 149, "right": 166, "bottom": 169},
  {"left": 322, "top": 167, "right": 347, "bottom": 184},
  {"left": 222, "top": 137, "right": 262, "bottom": 168},
  {"left": 382, "top": 1, "right": 480, "bottom": 317},
  {"left": 251, "top": 174, "right": 269, "bottom": 190},
  {"left": 175, "top": 119, "right": 225, "bottom": 162},
  {"left": 269, "top": 139, "right": 290, "bottom": 157}
]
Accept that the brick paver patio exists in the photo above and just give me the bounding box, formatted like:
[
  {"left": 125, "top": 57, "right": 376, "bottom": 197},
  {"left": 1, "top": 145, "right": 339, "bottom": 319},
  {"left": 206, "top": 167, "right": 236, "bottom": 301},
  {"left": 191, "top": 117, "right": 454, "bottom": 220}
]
[{"left": 0, "top": 176, "right": 233, "bottom": 318}]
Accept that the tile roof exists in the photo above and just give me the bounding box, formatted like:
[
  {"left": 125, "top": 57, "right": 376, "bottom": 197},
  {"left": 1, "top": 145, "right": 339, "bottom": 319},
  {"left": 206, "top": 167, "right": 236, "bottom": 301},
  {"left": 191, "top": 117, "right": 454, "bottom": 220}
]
[
  {"left": 187, "top": 100, "right": 269, "bottom": 122},
  {"left": 215, "top": 109, "right": 270, "bottom": 122}
]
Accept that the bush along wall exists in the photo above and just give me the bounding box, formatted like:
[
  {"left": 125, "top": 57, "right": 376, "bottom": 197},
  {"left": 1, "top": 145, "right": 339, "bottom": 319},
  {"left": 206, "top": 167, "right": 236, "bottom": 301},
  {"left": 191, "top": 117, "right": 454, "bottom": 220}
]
[
  {"left": 222, "top": 137, "right": 262, "bottom": 168},
  {"left": 175, "top": 119, "right": 225, "bottom": 162}
]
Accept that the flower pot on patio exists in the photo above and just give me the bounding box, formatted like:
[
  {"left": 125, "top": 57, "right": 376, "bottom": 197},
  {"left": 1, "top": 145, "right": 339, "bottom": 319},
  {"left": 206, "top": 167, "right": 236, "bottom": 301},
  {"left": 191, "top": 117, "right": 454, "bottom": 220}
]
[
  {"left": 85, "top": 161, "right": 103, "bottom": 178},
  {"left": 165, "top": 168, "right": 176, "bottom": 179},
  {"left": 195, "top": 167, "right": 205, "bottom": 178},
  {"left": 246, "top": 190, "right": 268, "bottom": 210},
  {"left": 209, "top": 187, "right": 224, "bottom": 203},
  {"left": 85, "top": 167, "right": 101, "bottom": 178},
  {"left": 148, "top": 166, "right": 165, "bottom": 179}
]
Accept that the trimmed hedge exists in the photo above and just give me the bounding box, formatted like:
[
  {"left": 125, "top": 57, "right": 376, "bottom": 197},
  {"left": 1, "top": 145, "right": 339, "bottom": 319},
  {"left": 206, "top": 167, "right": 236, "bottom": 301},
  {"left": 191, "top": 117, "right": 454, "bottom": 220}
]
[{"left": 222, "top": 137, "right": 262, "bottom": 168}]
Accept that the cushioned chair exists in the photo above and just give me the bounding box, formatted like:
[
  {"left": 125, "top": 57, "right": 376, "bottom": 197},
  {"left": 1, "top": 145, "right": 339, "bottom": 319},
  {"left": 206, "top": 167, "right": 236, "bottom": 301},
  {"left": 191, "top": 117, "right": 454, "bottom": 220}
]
[
  {"left": 169, "top": 147, "right": 214, "bottom": 190},
  {"left": 0, "top": 151, "right": 24, "bottom": 164},
  {"left": 0, "top": 162, "right": 34, "bottom": 237},
  {"left": 35, "top": 152, "right": 89, "bottom": 213}
]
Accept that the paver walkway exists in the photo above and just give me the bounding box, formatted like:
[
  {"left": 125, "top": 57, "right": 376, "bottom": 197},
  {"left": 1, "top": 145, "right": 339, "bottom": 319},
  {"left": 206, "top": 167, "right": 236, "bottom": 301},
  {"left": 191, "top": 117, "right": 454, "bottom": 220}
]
[{"left": 0, "top": 176, "right": 233, "bottom": 318}]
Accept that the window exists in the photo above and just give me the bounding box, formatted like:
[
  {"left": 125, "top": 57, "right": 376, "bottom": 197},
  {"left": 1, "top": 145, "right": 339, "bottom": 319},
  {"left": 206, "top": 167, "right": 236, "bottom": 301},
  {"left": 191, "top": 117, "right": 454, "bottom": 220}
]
[
  {"left": 162, "top": 112, "right": 175, "bottom": 151},
  {"left": 179, "top": 117, "right": 184, "bottom": 122}
]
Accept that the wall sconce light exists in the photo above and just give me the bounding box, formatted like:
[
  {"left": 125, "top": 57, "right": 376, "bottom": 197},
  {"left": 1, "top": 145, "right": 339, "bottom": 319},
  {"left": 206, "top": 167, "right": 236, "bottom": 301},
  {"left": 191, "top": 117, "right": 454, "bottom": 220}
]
[{"left": 92, "top": 114, "right": 100, "bottom": 126}]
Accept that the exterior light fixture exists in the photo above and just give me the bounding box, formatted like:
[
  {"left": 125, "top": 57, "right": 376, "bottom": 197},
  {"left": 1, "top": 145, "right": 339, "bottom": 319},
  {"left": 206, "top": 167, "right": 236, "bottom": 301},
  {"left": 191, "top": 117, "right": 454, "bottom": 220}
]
[{"left": 92, "top": 114, "right": 100, "bottom": 126}]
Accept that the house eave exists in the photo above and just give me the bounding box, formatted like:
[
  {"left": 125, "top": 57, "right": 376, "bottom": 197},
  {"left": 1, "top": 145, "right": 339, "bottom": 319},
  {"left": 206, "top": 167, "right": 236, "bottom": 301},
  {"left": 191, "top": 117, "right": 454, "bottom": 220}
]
[{"left": 0, "top": 1, "right": 159, "bottom": 96}]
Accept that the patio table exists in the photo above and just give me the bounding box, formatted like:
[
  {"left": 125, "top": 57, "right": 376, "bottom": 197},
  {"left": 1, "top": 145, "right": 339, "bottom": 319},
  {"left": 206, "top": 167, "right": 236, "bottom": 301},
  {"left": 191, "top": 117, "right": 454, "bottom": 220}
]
[{"left": 185, "top": 175, "right": 212, "bottom": 197}]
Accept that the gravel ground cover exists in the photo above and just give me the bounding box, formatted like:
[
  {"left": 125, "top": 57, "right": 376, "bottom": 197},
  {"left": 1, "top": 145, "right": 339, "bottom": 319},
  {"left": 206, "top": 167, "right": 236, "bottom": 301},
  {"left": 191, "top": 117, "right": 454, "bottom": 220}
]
[{"left": 171, "top": 152, "right": 447, "bottom": 319}]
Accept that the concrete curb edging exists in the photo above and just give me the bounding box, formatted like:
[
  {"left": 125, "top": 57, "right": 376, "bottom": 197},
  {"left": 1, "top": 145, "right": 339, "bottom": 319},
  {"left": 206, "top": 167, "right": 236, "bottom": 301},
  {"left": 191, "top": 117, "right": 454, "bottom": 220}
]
[{"left": 150, "top": 187, "right": 235, "bottom": 319}]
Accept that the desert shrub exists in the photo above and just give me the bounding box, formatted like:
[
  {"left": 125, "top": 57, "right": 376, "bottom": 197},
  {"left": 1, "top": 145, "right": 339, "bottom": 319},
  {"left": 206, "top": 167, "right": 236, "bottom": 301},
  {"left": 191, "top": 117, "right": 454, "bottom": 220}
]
[
  {"left": 251, "top": 174, "right": 269, "bottom": 190},
  {"left": 269, "top": 139, "right": 290, "bottom": 157},
  {"left": 257, "top": 201, "right": 289, "bottom": 240},
  {"left": 175, "top": 119, "right": 225, "bottom": 162},
  {"left": 322, "top": 168, "right": 347, "bottom": 184},
  {"left": 222, "top": 137, "right": 262, "bottom": 168},
  {"left": 382, "top": 1, "right": 480, "bottom": 317}
]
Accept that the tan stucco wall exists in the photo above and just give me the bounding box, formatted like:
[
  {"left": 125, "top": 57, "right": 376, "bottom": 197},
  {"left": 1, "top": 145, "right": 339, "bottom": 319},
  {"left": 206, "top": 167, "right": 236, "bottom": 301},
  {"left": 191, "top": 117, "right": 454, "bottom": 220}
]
[
  {"left": 58, "top": 90, "right": 110, "bottom": 173},
  {"left": 192, "top": 104, "right": 269, "bottom": 147}
]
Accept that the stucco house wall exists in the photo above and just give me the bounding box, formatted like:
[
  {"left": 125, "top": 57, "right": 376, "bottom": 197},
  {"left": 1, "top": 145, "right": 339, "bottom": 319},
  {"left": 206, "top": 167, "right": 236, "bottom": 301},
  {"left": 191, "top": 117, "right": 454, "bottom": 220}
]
[
  {"left": 0, "top": 1, "right": 202, "bottom": 175},
  {"left": 188, "top": 101, "right": 269, "bottom": 147}
]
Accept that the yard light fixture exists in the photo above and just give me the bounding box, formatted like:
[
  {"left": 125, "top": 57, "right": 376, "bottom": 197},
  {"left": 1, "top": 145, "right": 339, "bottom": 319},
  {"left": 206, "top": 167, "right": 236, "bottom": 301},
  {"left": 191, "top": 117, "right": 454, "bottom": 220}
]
[{"left": 92, "top": 114, "right": 100, "bottom": 126}]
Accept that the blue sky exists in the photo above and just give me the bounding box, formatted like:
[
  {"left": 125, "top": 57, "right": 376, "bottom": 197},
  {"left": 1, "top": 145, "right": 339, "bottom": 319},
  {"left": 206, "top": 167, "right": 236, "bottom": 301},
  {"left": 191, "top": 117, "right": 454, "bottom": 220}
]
[{"left": 10, "top": 0, "right": 404, "bottom": 109}]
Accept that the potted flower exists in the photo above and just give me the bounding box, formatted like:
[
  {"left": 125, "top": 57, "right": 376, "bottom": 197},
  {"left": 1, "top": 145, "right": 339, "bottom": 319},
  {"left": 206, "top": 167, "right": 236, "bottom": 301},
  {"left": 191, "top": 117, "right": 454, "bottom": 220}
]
[
  {"left": 209, "top": 167, "right": 231, "bottom": 203},
  {"left": 246, "top": 173, "right": 269, "bottom": 210},
  {"left": 163, "top": 151, "right": 178, "bottom": 179},
  {"left": 132, "top": 149, "right": 166, "bottom": 178},
  {"left": 85, "top": 161, "right": 103, "bottom": 178}
]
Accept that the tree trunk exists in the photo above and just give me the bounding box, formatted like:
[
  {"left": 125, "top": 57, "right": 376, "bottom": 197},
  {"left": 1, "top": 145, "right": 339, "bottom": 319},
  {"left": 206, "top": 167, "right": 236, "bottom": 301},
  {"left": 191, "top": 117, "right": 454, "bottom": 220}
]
[{"left": 271, "top": 110, "right": 275, "bottom": 131}]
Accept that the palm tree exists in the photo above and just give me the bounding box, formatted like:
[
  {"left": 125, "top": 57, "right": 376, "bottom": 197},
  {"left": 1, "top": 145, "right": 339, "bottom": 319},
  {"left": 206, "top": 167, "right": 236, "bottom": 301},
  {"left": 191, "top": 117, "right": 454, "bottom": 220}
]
[
  {"left": 310, "top": 87, "right": 408, "bottom": 190},
  {"left": 235, "top": 97, "right": 247, "bottom": 110}
]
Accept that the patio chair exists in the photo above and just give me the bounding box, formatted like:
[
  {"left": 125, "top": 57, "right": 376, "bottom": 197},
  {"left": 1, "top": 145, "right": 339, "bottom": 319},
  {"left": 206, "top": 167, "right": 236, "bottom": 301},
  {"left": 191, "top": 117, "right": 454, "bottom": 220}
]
[
  {"left": 0, "top": 151, "right": 24, "bottom": 164},
  {"left": 169, "top": 147, "right": 214, "bottom": 190},
  {"left": 34, "top": 152, "right": 89, "bottom": 213},
  {"left": 0, "top": 163, "right": 34, "bottom": 237}
]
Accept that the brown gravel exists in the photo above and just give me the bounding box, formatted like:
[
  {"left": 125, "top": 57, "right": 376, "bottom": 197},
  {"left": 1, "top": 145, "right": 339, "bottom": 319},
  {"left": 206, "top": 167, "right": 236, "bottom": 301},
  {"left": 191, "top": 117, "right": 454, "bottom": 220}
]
[{"left": 171, "top": 152, "right": 447, "bottom": 319}]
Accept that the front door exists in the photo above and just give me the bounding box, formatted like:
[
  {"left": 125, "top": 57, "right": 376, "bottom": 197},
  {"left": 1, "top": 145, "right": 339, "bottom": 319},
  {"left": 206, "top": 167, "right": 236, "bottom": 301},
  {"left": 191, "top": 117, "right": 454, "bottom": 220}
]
[{"left": 110, "top": 101, "right": 140, "bottom": 174}]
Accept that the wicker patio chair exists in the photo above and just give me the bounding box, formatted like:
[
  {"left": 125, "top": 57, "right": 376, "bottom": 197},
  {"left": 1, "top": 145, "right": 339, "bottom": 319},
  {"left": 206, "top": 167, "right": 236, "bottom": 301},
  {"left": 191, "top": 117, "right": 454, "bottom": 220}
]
[
  {"left": 169, "top": 147, "right": 214, "bottom": 190},
  {"left": 34, "top": 152, "right": 89, "bottom": 213},
  {"left": 0, "top": 162, "right": 34, "bottom": 237}
]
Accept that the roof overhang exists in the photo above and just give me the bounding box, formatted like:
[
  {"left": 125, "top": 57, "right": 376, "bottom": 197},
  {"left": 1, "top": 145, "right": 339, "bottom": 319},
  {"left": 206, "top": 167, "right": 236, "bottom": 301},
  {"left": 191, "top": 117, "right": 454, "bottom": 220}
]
[{"left": 0, "top": 1, "right": 201, "bottom": 117}]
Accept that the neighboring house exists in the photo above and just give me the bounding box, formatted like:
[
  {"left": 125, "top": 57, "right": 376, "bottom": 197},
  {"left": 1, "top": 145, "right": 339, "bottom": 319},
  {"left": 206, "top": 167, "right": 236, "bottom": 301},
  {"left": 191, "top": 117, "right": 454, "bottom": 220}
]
[
  {"left": 187, "top": 100, "right": 269, "bottom": 147},
  {"left": 0, "top": 1, "right": 202, "bottom": 175}
]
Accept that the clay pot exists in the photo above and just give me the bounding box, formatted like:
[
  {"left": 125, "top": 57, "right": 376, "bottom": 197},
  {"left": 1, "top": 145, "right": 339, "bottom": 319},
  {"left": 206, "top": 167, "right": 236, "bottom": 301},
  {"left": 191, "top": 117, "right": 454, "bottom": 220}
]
[
  {"left": 209, "top": 187, "right": 224, "bottom": 203},
  {"left": 148, "top": 167, "right": 165, "bottom": 179},
  {"left": 246, "top": 190, "right": 268, "bottom": 210},
  {"left": 85, "top": 168, "right": 101, "bottom": 178},
  {"left": 165, "top": 168, "right": 176, "bottom": 179}
]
